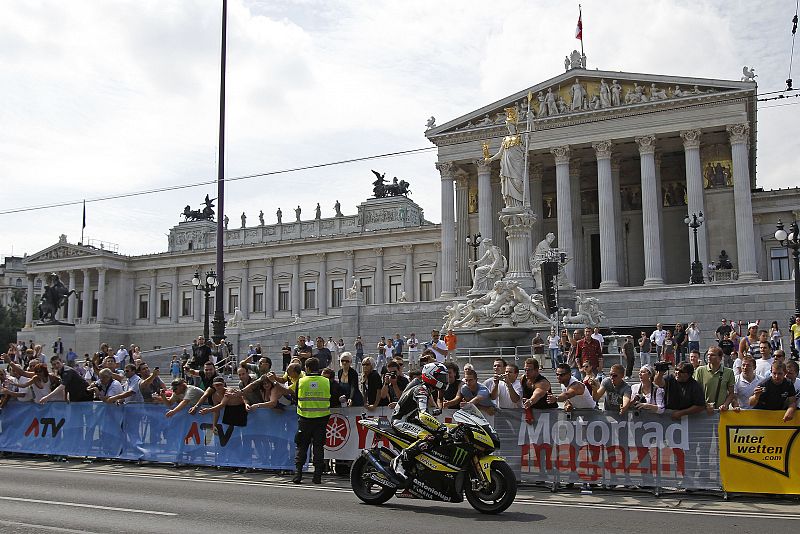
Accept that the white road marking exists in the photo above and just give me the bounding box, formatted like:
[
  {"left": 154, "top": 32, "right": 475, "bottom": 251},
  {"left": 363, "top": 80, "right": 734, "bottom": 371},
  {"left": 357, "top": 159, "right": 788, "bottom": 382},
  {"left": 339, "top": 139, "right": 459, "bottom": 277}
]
[
  {"left": 1, "top": 461, "right": 796, "bottom": 521},
  {"left": 512, "top": 499, "right": 798, "bottom": 520},
  {"left": 0, "top": 495, "right": 177, "bottom": 516},
  {"left": 0, "top": 519, "right": 104, "bottom": 534}
]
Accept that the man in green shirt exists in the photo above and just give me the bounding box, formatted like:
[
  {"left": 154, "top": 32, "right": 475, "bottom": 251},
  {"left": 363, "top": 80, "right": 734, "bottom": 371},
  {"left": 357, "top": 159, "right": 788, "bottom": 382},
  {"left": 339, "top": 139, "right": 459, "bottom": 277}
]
[{"left": 694, "top": 346, "right": 735, "bottom": 411}]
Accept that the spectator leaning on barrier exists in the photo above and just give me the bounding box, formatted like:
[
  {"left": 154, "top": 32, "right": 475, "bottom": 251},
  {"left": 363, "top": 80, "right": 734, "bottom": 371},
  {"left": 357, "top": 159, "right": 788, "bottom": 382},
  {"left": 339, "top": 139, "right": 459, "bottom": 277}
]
[
  {"left": 337, "top": 352, "right": 362, "bottom": 407},
  {"left": 443, "top": 367, "right": 496, "bottom": 416},
  {"left": 105, "top": 364, "right": 145, "bottom": 405},
  {"left": 520, "top": 357, "right": 558, "bottom": 410},
  {"left": 588, "top": 363, "right": 632, "bottom": 416},
  {"left": 88, "top": 368, "right": 124, "bottom": 401},
  {"left": 749, "top": 361, "right": 796, "bottom": 422},
  {"left": 630, "top": 365, "right": 665, "bottom": 414},
  {"left": 654, "top": 361, "right": 706, "bottom": 421},
  {"left": 693, "top": 346, "right": 735, "bottom": 411},
  {"left": 359, "top": 357, "right": 382, "bottom": 410},
  {"left": 733, "top": 356, "right": 759, "bottom": 411},
  {"left": 550, "top": 362, "right": 595, "bottom": 411},
  {"left": 439, "top": 362, "right": 460, "bottom": 407},
  {"left": 484, "top": 358, "right": 523, "bottom": 409},
  {"left": 785, "top": 360, "right": 800, "bottom": 409},
  {"left": 162, "top": 378, "right": 205, "bottom": 417},
  {"left": 137, "top": 362, "right": 164, "bottom": 402}
]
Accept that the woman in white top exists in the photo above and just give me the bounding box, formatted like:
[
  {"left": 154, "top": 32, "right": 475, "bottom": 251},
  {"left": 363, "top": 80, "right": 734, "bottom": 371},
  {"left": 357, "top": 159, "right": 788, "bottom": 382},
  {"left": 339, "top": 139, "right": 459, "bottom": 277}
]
[
  {"left": 769, "top": 321, "right": 783, "bottom": 351},
  {"left": 16, "top": 363, "right": 56, "bottom": 403},
  {"left": 547, "top": 329, "right": 561, "bottom": 371},
  {"left": 630, "top": 365, "right": 665, "bottom": 414}
]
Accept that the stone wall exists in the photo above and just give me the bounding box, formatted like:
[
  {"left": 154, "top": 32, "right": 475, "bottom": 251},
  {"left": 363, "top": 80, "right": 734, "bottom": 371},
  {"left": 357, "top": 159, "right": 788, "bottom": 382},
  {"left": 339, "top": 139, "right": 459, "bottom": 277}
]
[{"left": 591, "top": 279, "right": 796, "bottom": 348}]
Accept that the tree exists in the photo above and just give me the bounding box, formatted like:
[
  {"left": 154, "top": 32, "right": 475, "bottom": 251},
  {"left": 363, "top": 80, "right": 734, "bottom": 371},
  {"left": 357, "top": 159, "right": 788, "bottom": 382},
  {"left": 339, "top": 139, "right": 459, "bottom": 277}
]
[{"left": 0, "top": 289, "right": 25, "bottom": 349}]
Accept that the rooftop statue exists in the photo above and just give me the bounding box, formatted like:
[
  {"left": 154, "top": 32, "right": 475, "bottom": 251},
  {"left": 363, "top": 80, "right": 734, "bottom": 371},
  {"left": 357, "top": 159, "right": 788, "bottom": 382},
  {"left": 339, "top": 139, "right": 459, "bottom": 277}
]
[
  {"left": 181, "top": 194, "right": 216, "bottom": 222},
  {"left": 371, "top": 170, "right": 411, "bottom": 198}
]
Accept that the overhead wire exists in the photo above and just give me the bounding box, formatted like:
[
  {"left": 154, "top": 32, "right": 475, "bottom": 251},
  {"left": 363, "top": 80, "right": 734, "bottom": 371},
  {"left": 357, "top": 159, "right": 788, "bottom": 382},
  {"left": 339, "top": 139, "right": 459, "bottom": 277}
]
[{"left": 0, "top": 84, "right": 797, "bottom": 217}]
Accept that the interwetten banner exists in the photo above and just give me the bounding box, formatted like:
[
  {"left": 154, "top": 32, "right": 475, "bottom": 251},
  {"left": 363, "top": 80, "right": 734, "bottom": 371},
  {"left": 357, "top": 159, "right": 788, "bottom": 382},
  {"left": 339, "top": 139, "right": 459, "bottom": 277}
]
[{"left": 718, "top": 410, "right": 800, "bottom": 494}]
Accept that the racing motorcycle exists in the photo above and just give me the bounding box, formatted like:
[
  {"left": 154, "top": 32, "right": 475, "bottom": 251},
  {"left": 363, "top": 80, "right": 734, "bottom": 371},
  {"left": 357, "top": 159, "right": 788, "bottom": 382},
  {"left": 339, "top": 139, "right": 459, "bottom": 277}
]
[{"left": 349, "top": 403, "right": 517, "bottom": 514}]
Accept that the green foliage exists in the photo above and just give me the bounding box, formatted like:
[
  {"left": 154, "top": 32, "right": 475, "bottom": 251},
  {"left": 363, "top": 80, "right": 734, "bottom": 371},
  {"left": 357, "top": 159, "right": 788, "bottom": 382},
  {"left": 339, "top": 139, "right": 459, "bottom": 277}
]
[{"left": 0, "top": 289, "right": 25, "bottom": 348}]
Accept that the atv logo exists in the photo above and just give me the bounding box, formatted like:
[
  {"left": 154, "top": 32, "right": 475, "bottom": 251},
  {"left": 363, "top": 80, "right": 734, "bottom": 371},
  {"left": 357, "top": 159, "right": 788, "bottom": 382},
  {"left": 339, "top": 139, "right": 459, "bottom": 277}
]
[
  {"left": 725, "top": 425, "right": 800, "bottom": 476},
  {"left": 326, "top": 414, "right": 349, "bottom": 451},
  {"left": 183, "top": 422, "right": 236, "bottom": 447},
  {"left": 25, "top": 417, "right": 65, "bottom": 438}
]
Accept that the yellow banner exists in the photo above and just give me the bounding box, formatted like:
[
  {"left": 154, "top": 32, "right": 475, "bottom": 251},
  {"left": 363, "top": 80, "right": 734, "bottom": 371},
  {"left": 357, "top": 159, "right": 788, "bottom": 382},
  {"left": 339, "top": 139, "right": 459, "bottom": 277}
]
[{"left": 719, "top": 410, "right": 800, "bottom": 494}]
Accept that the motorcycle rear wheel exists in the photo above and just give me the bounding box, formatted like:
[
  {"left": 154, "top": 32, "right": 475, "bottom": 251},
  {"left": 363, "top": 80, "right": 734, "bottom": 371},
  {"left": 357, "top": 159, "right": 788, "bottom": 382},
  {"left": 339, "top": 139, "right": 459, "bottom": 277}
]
[
  {"left": 464, "top": 461, "right": 517, "bottom": 514},
  {"left": 350, "top": 455, "right": 395, "bottom": 505}
]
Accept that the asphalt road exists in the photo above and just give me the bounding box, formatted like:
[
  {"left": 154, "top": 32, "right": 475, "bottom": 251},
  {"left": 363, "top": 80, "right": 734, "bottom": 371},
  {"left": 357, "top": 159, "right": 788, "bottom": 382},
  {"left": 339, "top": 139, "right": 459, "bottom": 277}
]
[{"left": 0, "top": 457, "right": 797, "bottom": 533}]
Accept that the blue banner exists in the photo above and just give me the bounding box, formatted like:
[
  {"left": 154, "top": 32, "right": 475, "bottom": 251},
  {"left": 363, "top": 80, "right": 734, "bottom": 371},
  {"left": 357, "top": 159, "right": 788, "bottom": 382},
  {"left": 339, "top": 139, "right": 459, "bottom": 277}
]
[
  {"left": 0, "top": 403, "right": 296, "bottom": 470},
  {"left": 0, "top": 402, "right": 125, "bottom": 458}
]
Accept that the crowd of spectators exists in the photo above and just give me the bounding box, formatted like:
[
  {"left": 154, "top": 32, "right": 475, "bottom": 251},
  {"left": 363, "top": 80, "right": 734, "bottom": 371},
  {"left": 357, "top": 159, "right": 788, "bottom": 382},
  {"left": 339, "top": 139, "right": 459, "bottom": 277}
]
[{"left": 1, "top": 318, "right": 797, "bottom": 423}]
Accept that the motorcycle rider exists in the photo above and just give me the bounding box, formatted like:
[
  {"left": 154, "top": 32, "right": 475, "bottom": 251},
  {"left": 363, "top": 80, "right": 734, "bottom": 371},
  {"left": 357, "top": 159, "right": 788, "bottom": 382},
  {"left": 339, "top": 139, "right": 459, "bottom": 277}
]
[{"left": 389, "top": 362, "right": 449, "bottom": 481}]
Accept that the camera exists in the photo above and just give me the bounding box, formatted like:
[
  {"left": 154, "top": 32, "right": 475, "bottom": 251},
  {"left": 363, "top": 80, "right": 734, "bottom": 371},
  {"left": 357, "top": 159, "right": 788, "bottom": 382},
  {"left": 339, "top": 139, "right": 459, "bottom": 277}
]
[
  {"left": 387, "top": 371, "right": 397, "bottom": 379},
  {"left": 653, "top": 361, "right": 672, "bottom": 373},
  {"left": 631, "top": 394, "right": 644, "bottom": 405}
]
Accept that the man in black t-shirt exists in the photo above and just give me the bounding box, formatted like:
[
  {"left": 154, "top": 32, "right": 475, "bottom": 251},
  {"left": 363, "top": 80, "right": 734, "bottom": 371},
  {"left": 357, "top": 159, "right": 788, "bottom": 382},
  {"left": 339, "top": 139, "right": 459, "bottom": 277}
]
[
  {"left": 38, "top": 356, "right": 93, "bottom": 403},
  {"left": 654, "top": 361, "right": 706, "bottom": 421},
  {"left": 749, "top": 361, "right": 797, "bottom": 422},
  {"left": 715, "top": 318, "right": 732, "bottom": 341},
  {"left": 717, "top": 331, "right": 735, "bottom": 359}
]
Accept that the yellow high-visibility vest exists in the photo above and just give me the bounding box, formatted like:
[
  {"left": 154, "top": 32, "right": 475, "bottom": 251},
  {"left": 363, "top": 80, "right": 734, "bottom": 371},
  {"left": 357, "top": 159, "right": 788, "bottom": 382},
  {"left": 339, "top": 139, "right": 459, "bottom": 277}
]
[{"left": 296, "top": 375, "right": 331, "bottom": 419}]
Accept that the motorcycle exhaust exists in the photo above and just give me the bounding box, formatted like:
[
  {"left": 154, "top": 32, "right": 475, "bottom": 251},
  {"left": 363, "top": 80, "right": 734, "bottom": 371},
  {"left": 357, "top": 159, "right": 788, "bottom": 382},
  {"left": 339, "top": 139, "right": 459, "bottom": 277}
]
[{"left": 362, "top": 450, "right": 402, "bottom": 489}]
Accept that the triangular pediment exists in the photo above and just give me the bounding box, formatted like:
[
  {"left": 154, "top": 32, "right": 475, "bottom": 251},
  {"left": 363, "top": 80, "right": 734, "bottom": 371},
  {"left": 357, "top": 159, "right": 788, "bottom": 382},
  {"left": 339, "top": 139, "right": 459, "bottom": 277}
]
[
  {"left": 427, "top": 68, "right": 756, "bottom": 139},
  {"left": 25, "top": 242, "right": 103, "bottom": 263}
]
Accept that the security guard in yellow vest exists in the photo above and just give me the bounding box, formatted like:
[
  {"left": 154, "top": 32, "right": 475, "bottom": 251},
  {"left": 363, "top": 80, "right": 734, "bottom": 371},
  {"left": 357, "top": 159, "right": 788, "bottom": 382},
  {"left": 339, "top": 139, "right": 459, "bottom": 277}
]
[{"left": 292, "top": 356, "right": 330, "bottom": 484}]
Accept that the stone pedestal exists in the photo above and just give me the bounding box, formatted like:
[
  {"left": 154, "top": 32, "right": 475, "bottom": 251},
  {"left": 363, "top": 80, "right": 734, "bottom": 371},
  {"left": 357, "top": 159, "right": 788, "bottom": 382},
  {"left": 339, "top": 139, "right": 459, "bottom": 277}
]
[
  {"left": 341, "top": 294, "right": 364, "bottom": 338},
  {"left": 499, "top": 206, "right": 535, "bottom": 292},
  {"left": 29, "top": 324, "right": 77, "bottom": 362}
]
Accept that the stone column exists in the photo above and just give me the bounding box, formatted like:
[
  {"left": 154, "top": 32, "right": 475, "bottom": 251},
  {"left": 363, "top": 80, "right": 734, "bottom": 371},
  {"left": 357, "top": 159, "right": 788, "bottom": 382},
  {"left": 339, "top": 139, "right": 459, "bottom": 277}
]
[
  {"left": 436, "top": 162, "right": 457, "bottom": 298},
  {"left": 291, "top": 255, "right": 300, "bottom": 316},
  {"left": 264, "top": 258, "right": 274, "bottom": 319},
  {"left": 25, "top": 274, "right": 35, "bottom": 328},
  {"left": 491, "top": 177, "right": 506, "bottom": 257},
  {"left": 149, "top": 269, "right": 157, "bottom": 323},
  {"left": 636, "top": 134, "right": 664, "bottom": 285},
  {"left": 403, "top": 245, "right": 414, "bottom": 301},
  {"left": 611, "top": 157, "right": 626, "bottom": 285},
  {"left": 317, "top": 253, "right": 327, "bottom": 315},
  {"left": 499, "top": 208, "right": 535, "bottom": 290},
  {"left": 66, "top": 270, "right": 77, "bottom": 324},
  {"left": 81, "top": 269, "right": 91, "bottom": 324},
  {"left": 728, "top": 123, "right": 759, "bottom": 280},
  {"left": 374, "top": 248, "right": 384, "bottom": 304},
  {"left": 530, "top": 162, "right": 545, "bottom": 245},
  {"left": 570, "top": 159, "right": 584, "bottom": 288},
  {"left": 475, "top": 159, "right": 493, "bottom": 253},
  {"left": 239, "top": 260, "right": 250, "bottom": 320},
  {"left": 593, "top": 140, "right": 620, "bottom": 288},
  {"left": 345, "top": 249, "right": 355, "bottom": 288},
  {"left": 654, "top": 153, "right": 667, "bottom": 279},
  {"left": 455, "top": 173, "right": 470, "bottom": 292},
  {"left": 551, "top": 146, "right": 575, "bottom": 286},
  {"left": 96, "top": 267, "right": 107, "bottom": 323},
  {"left": 681, "top": 129, "right": 709, "bottom": 272},
  {"left": 170, "top": 268, "right": 179, "bottom": 324}
]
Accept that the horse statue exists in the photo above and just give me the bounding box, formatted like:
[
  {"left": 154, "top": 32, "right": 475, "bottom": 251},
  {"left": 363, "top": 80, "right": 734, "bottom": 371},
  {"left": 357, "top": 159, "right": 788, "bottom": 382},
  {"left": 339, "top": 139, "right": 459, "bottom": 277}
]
[{"left": 37, "top": 273, "right": 75, "bottom": 324}]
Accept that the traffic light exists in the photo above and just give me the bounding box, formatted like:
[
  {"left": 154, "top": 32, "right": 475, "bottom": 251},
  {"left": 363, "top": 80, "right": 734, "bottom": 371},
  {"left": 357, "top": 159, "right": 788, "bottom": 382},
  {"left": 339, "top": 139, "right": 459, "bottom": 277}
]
[{"left": 541, "top": 261, "right": 559, "bottom": 315}]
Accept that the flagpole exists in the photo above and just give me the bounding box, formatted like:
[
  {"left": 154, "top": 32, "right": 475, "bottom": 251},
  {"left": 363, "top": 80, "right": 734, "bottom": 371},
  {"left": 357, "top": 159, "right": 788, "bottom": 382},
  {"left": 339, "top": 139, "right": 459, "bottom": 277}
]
[
  {"left": 81, "top": 200, "right": 86, "bottom": 245},
  {"left": 579, "top": 5, "right": 584, "bottom": 58}
]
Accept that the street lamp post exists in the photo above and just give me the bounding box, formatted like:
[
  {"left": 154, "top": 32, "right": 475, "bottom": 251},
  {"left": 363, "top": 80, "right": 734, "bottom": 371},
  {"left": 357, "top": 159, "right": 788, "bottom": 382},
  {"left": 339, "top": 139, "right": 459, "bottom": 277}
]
[
  {"left": 774, "top": 220, "right": 800, "bottom": 348},
  {"left": 465, "top": 233, "right": 482, "bottom": 284},
  {"left": 684, "top": 212, "right": 705, "bottom": 284},
  {"left": 192, "top": 270, "right": 218, "bottom": 341}
]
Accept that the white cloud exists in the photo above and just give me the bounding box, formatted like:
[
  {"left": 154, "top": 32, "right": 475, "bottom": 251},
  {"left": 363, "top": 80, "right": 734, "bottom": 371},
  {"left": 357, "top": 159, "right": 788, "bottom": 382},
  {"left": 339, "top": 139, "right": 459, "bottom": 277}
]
[{"left": 0, "top": 0, "right": 796, "bottom": 258}]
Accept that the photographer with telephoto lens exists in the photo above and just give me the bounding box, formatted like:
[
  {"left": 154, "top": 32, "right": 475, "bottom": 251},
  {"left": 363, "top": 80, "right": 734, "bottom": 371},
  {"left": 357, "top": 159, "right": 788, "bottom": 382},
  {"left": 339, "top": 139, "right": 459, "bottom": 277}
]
[{"left": 653, "top": 360, "right": 706, "bottom": 421}]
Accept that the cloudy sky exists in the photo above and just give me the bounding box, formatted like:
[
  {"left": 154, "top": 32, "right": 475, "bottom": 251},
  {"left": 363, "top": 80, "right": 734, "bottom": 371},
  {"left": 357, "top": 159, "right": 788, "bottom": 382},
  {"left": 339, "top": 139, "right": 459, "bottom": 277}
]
[{"left": 1, "top": 0, "right": 797, "bottom": 258}]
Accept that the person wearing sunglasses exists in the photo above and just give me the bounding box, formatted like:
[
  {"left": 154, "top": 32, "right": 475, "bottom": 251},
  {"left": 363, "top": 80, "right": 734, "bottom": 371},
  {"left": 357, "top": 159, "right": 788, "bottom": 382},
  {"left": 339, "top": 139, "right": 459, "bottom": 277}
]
[
  {"left": 654, "top": 361, "right": 706, "bottom": 421},
  {"left": 588, "top": 364, "right": 631, "bottom": 416},
  {"left": 549, "top": 363, "right": 596, "bottom": 411}
]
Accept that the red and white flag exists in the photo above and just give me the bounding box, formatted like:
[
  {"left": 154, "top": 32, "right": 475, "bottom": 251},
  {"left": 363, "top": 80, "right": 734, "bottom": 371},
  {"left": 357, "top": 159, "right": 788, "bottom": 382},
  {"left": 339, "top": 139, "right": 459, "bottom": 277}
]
[{"left": 575, "top": 7, "right": 583, "bottom": 40}]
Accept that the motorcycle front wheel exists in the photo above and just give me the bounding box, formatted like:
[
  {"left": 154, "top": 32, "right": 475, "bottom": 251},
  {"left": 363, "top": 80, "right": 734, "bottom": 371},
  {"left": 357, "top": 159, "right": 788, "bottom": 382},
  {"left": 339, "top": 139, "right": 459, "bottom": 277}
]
[
  {"left": 350, "top": 455, "right": 395, "bottom": 505},
  {"left": 464, "top": 461, "right": 517, "bottom": 514}
]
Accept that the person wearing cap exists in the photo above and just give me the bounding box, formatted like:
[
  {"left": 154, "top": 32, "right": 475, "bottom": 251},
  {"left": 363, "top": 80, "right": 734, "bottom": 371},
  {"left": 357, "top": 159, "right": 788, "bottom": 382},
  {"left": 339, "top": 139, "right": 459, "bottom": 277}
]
[
  {"left": 739, "top": 322, "right": 760, "bottom": 359},
  {"left": 288, "top": 357, "right": 330, "bottom": 484},
  {"left": 162, "top": 378, "right": 205, "bottom": 417}
]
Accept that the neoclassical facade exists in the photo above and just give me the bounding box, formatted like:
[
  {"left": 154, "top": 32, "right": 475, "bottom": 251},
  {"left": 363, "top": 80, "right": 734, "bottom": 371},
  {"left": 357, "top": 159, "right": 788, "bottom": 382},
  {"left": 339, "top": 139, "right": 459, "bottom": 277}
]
[
  {"left": 18, "top": 197, "right": 442, "bottom": 354},
  {"left": 426, "top": 66, "right": 795, "bottom": 294}
]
